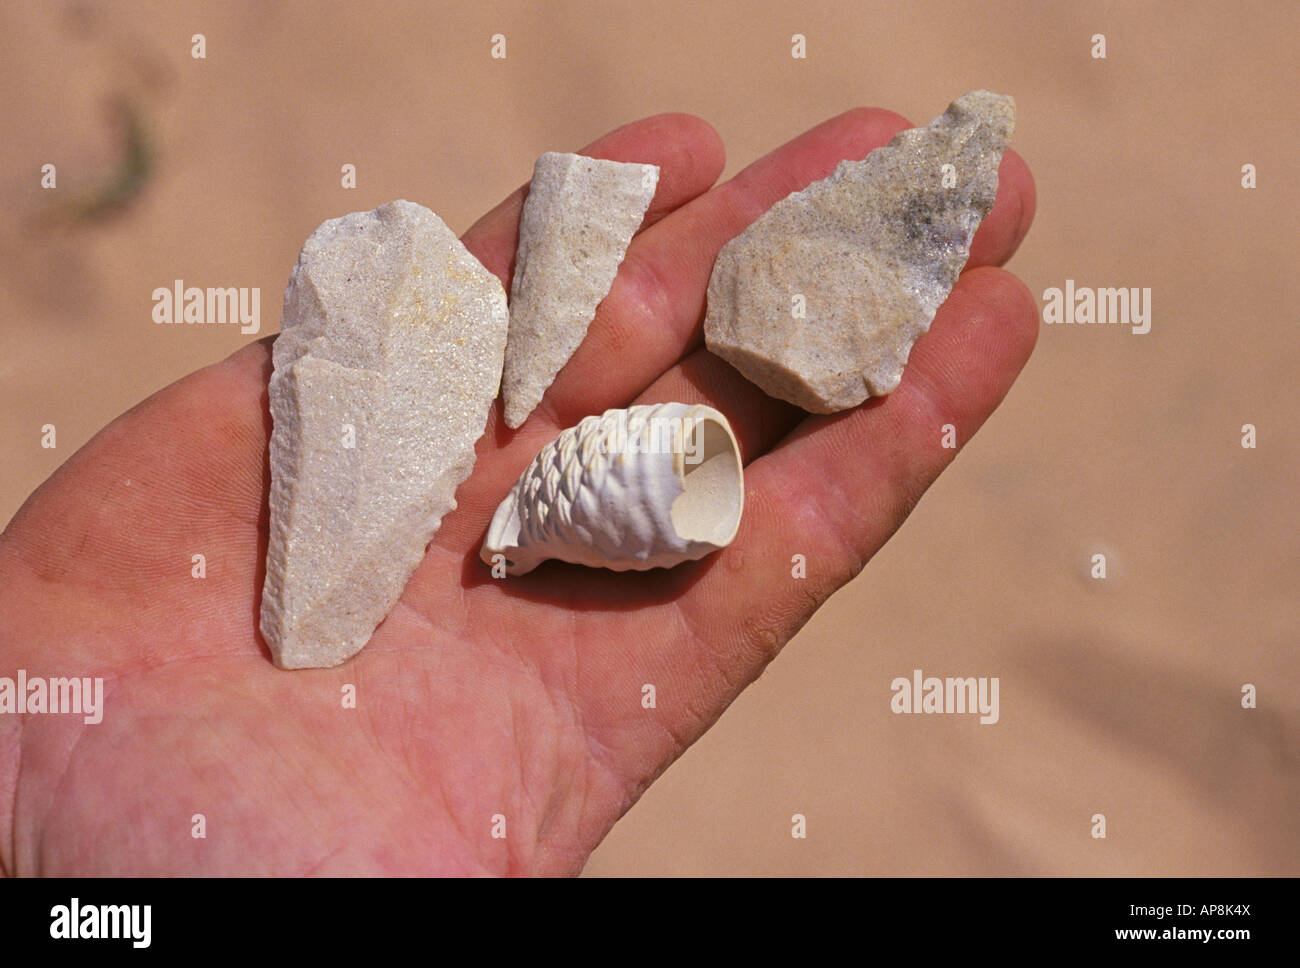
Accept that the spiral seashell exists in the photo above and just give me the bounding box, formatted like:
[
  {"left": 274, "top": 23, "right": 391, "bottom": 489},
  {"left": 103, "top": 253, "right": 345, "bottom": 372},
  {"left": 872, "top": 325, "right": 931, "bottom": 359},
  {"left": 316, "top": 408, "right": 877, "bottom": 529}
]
[{"left": 481, "top": 403, "right": 744, "bottom": 575}]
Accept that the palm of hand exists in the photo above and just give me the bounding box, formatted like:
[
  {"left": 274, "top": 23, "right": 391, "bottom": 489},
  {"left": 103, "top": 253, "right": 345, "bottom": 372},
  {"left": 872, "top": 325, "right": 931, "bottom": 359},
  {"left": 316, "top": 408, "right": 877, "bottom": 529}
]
[{"left": 0, "top": 111, "right": 1036, "bottom": 875}]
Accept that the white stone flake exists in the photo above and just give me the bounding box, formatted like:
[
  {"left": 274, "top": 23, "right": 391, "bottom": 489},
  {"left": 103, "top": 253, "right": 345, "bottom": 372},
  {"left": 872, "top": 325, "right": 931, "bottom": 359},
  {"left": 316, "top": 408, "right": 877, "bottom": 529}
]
[
  {"left": 261, "top": 200, "right": 508, "bottom": 669},
  {"left": 502, "top": 152, "right": 658, "bottom": 428}
]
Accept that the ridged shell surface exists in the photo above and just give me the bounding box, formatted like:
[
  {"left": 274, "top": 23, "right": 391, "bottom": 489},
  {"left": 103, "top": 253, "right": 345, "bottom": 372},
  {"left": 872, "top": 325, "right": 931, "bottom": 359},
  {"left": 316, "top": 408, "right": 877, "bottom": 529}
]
[{"left": 481, "top": 403, "right": 744, "bottom": 575}]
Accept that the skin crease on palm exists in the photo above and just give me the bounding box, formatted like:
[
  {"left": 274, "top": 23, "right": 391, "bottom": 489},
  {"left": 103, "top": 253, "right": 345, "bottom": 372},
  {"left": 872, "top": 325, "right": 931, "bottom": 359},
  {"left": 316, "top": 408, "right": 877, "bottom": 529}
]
[{"left": 0, "top": 109, "right": 1036, "bottom": 876}]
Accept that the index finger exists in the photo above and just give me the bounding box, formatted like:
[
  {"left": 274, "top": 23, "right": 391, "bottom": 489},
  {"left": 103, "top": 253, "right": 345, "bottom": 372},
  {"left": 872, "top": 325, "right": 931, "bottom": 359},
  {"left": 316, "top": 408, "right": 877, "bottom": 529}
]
[{"left": 460, "top": 112, "right": 726, "bottom": 285}]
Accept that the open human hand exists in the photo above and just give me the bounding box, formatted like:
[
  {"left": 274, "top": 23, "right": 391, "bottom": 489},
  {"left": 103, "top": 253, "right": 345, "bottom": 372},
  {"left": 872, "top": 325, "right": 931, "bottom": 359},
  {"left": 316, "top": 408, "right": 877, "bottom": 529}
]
[{"left": 0, "top": 110, "right": 1036, "bottom": 875}]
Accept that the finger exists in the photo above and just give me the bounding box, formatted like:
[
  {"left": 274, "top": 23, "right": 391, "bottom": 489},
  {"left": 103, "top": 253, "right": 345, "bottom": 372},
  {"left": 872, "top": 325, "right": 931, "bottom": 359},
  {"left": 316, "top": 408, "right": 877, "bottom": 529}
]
[
  {"left": 515, "top": 108, "right": 1036, "bottom": 440},
  {"left": 562, "top": 266, "right": 1039, "bottom": 791},
  {"left": 438, "top": 109, "right": 926, "bottom": 553},
  {"left": 460, "top": 112, "right": 726, "bottom": 285},
  {"left": 625, "top": 264, "right": 1040, "bottom": 490},
  {"left": 619, "top": 154, "right": 1037, "bottom": 458},
  {"left": 518, "top": 107, "right": 915, "bottom": 434},
  {"left": 440, "top": 108, "right": 1036, "bottom": 554},
  {"left": 692, "top": 266, "right": 1041, "bottom": 673},
  {"left": 633, "top": 346, "right": 804, "bottom": 465},
  {"left": 969, "top": 148, "right": 1036, "bottom": 268},
  {"left": 0, "top": 336, "right": 276, "bottom": 661}
]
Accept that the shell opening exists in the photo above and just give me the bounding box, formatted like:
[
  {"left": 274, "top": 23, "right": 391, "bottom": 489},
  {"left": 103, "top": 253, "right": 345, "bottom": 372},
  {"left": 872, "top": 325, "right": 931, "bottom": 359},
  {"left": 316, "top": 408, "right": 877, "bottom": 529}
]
[{"left": 670, "top": 415, "right": 743, "bottom": 546}]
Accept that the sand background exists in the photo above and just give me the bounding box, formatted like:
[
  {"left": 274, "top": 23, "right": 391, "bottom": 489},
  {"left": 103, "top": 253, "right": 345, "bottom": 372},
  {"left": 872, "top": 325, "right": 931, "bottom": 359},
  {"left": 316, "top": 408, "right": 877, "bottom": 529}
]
[{"left": 1, "top": 0, "right": 1295, "bottom": 874}]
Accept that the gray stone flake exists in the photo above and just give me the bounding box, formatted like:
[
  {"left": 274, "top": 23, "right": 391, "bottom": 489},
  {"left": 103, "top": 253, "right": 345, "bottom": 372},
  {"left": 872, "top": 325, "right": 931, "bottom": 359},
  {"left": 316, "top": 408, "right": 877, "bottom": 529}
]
[{"left": 704, "top": 90, "right": 1016, "bottom": 413}]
